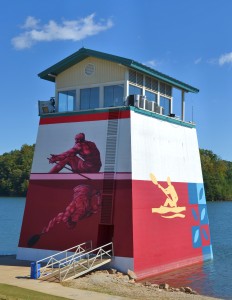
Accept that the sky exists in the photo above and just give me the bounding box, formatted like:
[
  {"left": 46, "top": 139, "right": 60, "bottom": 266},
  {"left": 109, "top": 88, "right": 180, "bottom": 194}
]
[{"left": 1, "top": 0, "right": 232, "bottom": 161}]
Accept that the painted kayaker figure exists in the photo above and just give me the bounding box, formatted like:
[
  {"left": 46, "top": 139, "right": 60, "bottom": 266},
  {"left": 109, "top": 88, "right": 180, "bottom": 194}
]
[
  {"left": 158, "top": 176, "right": 178, "bottom": 207},
  {"left": 48, "top": 132, "right": 102, "bottom": 173},
  {"left": 150, "top": 173, "right": 186, "bottom": 218}
]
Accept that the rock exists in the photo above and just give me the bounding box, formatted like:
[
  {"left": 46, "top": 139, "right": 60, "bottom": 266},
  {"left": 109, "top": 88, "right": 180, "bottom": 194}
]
[
  {"left": 108, "top": 268, "right": 117, "bottom": 274},
  {"left": 159, "top": 283, "right": 169, "bottom": 290},
  {"left": 180, "top": 287, "right": 186, "bottom": 292},
  {"left": 143, "top": 281, "right": 152, "bottom": 286},
  {"left": 127, "top": 269, "right": 137, "bottom": 280},
  {"left": 129, "top": 279, "right": 135, "bottom": 284},
  {"left": 151, "top": 283, "right": 159, "bottom": 288},
  {"left": 122, "top": 275, "right": 130, "bottom": 282},
  {"left": 185, "top": 287, "right": 193, "bottom": 293},
  {"left": 99, "top": 269, "right": 109, "bottom": 274}
]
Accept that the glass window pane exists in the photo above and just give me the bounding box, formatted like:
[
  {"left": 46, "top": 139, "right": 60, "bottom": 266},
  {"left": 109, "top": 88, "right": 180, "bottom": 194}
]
[
  {"left": 129, "top": 85, "right": 142, "bottom": 96},
  {"left": 137, "top": 73, "right": 143, "bottom": 86},
  {"left": 80, "top": 88, "right": 99, "bottom": 110},
  {"left": 151, "top": 79, "right": 158, "bottom": 91},
  {"left": 166, "top": 85, "right": 172, "bottom": 97},
  {"left": 90, "top": 87, "right": 99, "bottom": 109},
  {"left": 104, "top": 85, "right": 124, "bottom": 107},
  {"left": 145, "top": 90, "right": 157, "bottom": 102},
  {"left": 145, "top": 76, "right": 152, "bottom": 89},
  {"left": 160, "top": 96, "right": 170, "bottom": 116},
  {"left": 160, "top": 82, "right": 166, "bottom": 94},
  {"left": 58, "top": 90, "right": 75, "bottom": 112},
  {"left": 104, "top": 86, "right": 114, "bottom": 107},
  {"left": 114, "top": 85, "right": 124, "bottom": 106},
  {"left": 129, "top": 70, "right": 136, "bottom": 83},
  {"left": 80, "top": 89, "right": 90, "bottom": 110}
]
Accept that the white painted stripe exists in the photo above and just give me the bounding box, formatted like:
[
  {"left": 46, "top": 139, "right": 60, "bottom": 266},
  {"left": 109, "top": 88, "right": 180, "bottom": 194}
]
[{"left": 17, "top": 248, "right": 134, "bottom": 274}]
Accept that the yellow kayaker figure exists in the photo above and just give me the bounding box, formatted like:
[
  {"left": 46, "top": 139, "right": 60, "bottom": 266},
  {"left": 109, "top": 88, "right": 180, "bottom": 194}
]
[
  {"left": 158, "top": 176, "right": 178, "bottom": 207},
  {"left": 150, "top": 173, "right": 186, "bottom": 218}
]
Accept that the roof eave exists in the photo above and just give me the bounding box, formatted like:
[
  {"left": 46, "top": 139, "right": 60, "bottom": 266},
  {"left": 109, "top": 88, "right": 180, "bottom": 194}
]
[
  {"left": 38, "top": 47, "right": 199, "bottom": 93},
  {"left": 130, "top": 63, "right": 199, "bottom": 93}
]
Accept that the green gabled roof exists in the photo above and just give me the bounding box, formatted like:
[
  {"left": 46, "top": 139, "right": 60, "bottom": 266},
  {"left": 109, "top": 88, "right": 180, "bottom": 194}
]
[{"left": 38, "top": 47, "right": 199, "bottom": 93}]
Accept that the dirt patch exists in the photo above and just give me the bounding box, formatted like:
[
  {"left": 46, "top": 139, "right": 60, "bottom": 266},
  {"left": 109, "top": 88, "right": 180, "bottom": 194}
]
[{"left": 62, "top": 269, "right": 219, "bottom": 300}]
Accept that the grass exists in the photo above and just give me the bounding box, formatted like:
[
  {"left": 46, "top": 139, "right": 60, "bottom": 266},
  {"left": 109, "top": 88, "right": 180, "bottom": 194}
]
[{"left": 0, "top": 283, "right": 69, "bottom": 300}]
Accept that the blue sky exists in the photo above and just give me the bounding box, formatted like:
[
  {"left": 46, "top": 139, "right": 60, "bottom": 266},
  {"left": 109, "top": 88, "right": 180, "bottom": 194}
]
[{"left": 1, "top": 0, "right": 232, "bottom": 161}]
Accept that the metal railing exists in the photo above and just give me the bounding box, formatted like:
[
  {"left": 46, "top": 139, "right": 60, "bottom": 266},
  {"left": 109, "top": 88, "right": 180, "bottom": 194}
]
[
  {"left": 36, "top": 241, "right": 92, "bottom": 280},
  {"left": 59, "top": 242, "right": 113, "bottom": 281}
]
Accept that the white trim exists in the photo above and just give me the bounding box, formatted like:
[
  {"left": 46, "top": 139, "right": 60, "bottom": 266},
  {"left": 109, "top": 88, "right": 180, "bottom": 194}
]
[
  {"left": 181, "top": 90, "right": 185, "bottom": 121},
  {"left": 17, "top": 247, "right": 61, "bottom": 262},
  {"left": 108, "top": 256, "right": 134, "bottom": 273},
  {"left": 17, "top": 247, "right": 134, "bottom": 274}
]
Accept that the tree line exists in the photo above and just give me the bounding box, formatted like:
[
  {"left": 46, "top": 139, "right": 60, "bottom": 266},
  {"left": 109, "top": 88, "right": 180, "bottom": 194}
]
[
  {"left": 0, "top": 144, "right": 35, "bottom": 197},
  {"left": 0, "top": 145, "right": 232, "bottom": 200},
  {"left": 200, "top": 149, "right": 232, "bottom": 201}
]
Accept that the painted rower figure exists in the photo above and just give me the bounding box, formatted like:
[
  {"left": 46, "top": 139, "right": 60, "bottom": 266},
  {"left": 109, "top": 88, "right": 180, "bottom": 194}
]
[
  {"left": 150, "top": 173, "right": 186, "bottom": 218},
  {"left": 48, "top": 133, "right": 102, "bottom": 173}
]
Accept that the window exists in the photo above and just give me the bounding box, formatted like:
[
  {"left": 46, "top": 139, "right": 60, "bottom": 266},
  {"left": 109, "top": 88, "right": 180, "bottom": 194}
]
[
  {"left": 145, "top": 90, "right": 157, "bottom": 102},
  {"left": 129, "top": 84, "right": 142, "bottom": 96},
  {"left": 129, "top": 70, "right": 143, "bottom": 86},
  {"left": 145, "top": 76, "right": 158, "bottom": 91},
  {"left": 160, "top": 82, "right": 172, "bottom": 97},
  {"left": 104, "top": 85, "right": 124, "bottom": 107},
  {"left": 80, "top": 87, "right": 99, "bottom": 110},
  {"left": 160, "top": 96, "right": 171, "bottom": 116},
  {"left": 58, "top": 90, "right": 75, "bottom": 112},
  {"left": 129, "top": 70, "right": 136, "bottom": 83}
]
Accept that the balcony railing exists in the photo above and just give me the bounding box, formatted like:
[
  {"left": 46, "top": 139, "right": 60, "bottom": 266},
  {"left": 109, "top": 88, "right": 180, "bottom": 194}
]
[{"left": 38, "top": 97, "right": 55, "bottom": 116}]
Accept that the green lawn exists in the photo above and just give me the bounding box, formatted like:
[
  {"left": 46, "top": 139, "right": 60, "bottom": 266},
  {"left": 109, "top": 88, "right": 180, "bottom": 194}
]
[{"left": 0, "top": 283, "right": 69, "bottom": 300}]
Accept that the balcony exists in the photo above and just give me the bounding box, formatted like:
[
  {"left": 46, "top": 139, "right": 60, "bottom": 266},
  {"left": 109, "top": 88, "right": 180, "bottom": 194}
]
[{"left": 38, "top": 98, "right": 56, "bottom": 116}]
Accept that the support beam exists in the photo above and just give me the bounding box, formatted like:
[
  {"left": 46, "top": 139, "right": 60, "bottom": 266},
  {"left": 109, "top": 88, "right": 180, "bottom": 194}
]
[{"left": 181, "top": 90, "right": 185, "bottom": 121}]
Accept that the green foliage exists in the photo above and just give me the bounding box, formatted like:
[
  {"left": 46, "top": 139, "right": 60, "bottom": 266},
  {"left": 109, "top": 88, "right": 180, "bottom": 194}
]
[
  {"left": 200, "top": 149, "right": 232, "bottom": 201},
  {"left": 0, "top": 144, "right": 35, "bottom": 197}
]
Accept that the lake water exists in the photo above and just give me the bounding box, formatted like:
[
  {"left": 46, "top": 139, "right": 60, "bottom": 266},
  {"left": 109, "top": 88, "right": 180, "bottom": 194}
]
[
  {"left": 0, "top": 197, "right": 25, "bottom": 255},
  {"left": 0, "top": 198, "right": 231, "bottom": 299}
]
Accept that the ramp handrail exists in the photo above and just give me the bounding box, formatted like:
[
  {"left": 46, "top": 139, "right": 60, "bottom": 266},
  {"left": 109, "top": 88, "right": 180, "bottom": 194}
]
[
  {"left": 36, "top": 240, "right": 92, "bottom": 279},
  {"left": 59, "top": 242, "right": 113, "bottom": 281}
]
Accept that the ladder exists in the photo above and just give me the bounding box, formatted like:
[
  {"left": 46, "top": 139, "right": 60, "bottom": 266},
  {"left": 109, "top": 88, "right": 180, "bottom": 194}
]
[
  {"left": 100, "top": 108, "right": 120, "bottom": 224},
  {"left": 35, "top": 241, "right": 113, "bottom": 282}
]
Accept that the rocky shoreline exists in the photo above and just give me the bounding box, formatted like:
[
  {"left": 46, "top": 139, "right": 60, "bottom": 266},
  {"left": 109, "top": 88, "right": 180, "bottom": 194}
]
[{"left": 62, "top": 268, "right": 221, "bottom": 300}]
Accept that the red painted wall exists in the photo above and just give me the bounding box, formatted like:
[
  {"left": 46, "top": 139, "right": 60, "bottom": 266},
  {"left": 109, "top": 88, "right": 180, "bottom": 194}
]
[{"left": 132, "top": 180, "right": 204, "bottom": 277}]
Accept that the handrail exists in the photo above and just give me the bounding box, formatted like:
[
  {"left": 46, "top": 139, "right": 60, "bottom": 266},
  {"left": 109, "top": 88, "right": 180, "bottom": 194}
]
[
  {"left": 59, "top": 242, "right": 113, "bottom": 282},
  {"left": 36, "top": 241, "right": 92, "bottom": 279}
]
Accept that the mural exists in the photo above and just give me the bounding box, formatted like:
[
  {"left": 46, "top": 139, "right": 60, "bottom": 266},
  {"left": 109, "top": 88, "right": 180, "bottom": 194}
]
[
  {"left": 48, "top": 132, "right": 102, "bottom": 173},
  {"left": 18, "top": 113, "right": 132, "bottom": 257},
  {"left": 27, "top": 184, "right": 101, "bottom": 247},
  {"left": 18, "top": 109, "right": 212, "bottom": 278},
  {"left": 25, "top": 132, "right": 103, "bottom": 246},
  {"left": 150, "top": 173, "right": 186, "bottom": 219}
]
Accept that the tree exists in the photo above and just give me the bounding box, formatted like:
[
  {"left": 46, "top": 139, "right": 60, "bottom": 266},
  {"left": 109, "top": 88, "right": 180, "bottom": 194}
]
[
  {"left": 200, "top": 149, "right": 232, "bottom": 201},
  {"left": 0, "top": 144, "right": 35, "bottom": 196}
]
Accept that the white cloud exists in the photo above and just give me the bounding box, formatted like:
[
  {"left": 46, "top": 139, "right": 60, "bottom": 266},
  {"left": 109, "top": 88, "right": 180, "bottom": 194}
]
[
  {"left": 22, "top": 16, "right": 40, "bottom": 29},
  {"left": 218, "top": 52, "right": 232, "bottom": 66},
  {"left": 144, "top": 59, "right": 159, "bottom": 68},
  {"left": 12, "top": 14, "right": 113, "bottom": 50}
]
